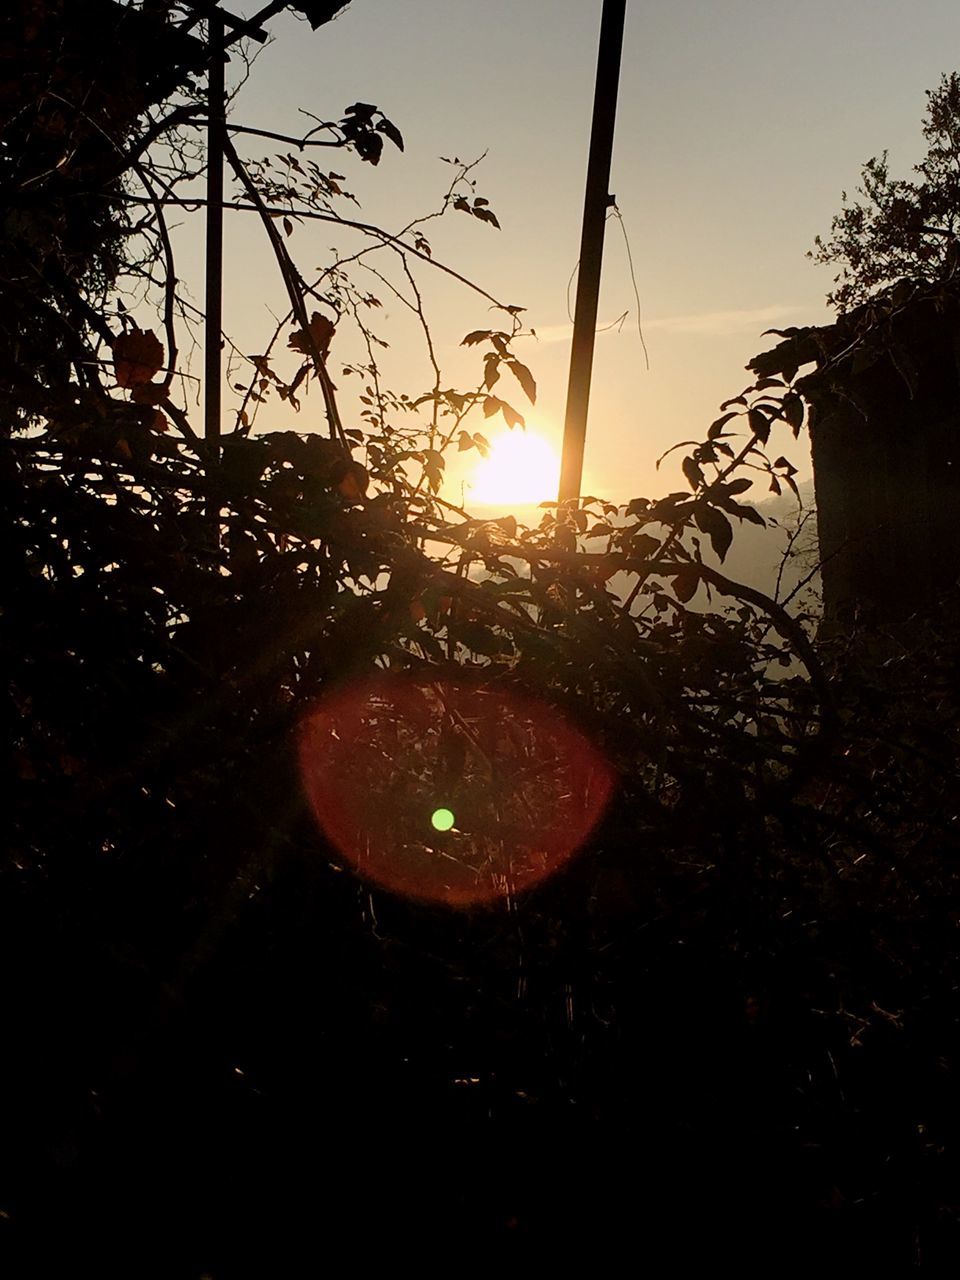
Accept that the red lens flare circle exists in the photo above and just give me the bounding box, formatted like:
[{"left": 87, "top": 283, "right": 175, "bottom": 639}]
[{"left": 297, "top": 675, "right": 615, "bottom": 907}]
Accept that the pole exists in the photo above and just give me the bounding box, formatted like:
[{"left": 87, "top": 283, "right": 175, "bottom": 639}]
[
  {"left": 204, "top": 9, "right": 225, "bottom": 460},
  {"left": 557, "top": 0, "right": 626, "bottom": 506}
]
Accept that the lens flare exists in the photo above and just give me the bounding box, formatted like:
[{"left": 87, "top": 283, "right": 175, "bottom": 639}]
[
  {"left": 298, "top": 675, "right": 614, "bottom": 907},
  {"left": 431, "top": 807, "right": 456, "bottom": 832}
]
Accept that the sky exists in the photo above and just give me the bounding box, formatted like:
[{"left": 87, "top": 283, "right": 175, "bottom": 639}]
[{"left": 175, "top": 0, "right": 960, "bottom": 510}]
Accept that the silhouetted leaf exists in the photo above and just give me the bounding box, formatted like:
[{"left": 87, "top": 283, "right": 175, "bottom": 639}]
[
  {"left": 376, "top": 117, "right": 404, "bottom": 151},
  {"left": 501, "top": 401, "right": 524, "bottom": 429},
  {"left": 473, "top": 206, "right": 500, "bottom": 228},
  {"left": 113, "top": 327, "right": 163, "bottom": 388},
  {"left": 694, "top": 504, "right": 733, "bottom": 562},
  {"left": 781, "top": 392, "right": 804, "bottom": 435},
  {"left": 722, "top": 498, "right": 766, "bottom": 526},
  {"left": 682, "top": 457, "right": 703, "bottom": 491},
  {"left": 289, "top": 312, "right": 335, "bottom": 358},
  {"left": 507, "top": 360, "right": 536, "bottom": 403},
  {"left": 290, "top": 2, "right": 350, "bottom": 30},
  {"left": 747, "top": 408, "right": 770, "bottom": 443},
  {"left": 672, "top": 567, "right": 699, "bottom": 603},
  {"left": 708, "top": 412, "right": 738, "bottom": 439}
]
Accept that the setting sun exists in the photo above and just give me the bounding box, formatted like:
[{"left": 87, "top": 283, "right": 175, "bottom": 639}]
[{"left": 467, "top": 430, "right": 561, "bottom": 506}]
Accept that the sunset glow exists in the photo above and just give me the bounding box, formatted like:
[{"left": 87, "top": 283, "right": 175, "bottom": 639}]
[{"left": 468, "top": 430, "right": 561, "bottom": 506}]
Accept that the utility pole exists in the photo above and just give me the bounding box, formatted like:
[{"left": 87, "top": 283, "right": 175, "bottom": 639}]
[
  {"left": 558, "top": 0, "right": 626, "bottom": 506},
  {"left": 204, "top": 8, "right": 225, "bottom": 460}
]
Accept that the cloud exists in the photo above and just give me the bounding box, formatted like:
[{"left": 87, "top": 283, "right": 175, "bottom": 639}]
[{"left": 529, "top": 304, "right": 800, "bottom": 344}]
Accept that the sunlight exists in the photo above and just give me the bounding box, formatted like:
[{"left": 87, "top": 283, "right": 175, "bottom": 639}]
[{"left": 467, "top": 430, "right": 561, "bottom": 506}]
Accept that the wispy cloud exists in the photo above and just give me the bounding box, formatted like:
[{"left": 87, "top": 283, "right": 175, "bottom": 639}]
[{"left": 529, "top": 304, "right": 800, "bottom": 345}]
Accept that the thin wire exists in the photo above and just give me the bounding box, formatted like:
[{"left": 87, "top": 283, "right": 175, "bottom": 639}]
[
  {"left": 565, "top": 258, "right": 579, "bottom": 324},
  {"left": 563, "top": 206, "right": 650, "bottom": 369},
  {"left": 610, "top": 203, "right": 650, "bottom": 370}
]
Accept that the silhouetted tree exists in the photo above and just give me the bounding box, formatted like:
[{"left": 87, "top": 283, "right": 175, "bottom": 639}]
[{"left": 811, "top": 71, "right": 960, "bottom": 310}]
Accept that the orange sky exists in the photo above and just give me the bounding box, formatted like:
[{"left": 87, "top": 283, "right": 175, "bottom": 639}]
[{"left": 167, "top": 1, "right": 960, "bottom": 511}]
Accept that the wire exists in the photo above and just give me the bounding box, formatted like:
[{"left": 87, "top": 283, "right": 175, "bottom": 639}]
[
  {"left": 563, "top": 204, "right": 650, "bottom": 369},
  {"left": 565, "top": 257, "right": 579, "bottom": 324},
  {"left": 610, "top": 202, "right": 650, "bottom": 370}
]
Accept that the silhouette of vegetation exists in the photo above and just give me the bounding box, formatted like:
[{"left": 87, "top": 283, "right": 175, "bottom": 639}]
[
  {"left": 811, "top": 71, "right": 960, "bottom": 311},
  {"left": 5, "top": 5, "right": 960, "bottom": 1271}
]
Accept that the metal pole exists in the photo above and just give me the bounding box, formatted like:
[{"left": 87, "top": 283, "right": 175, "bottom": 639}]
[
  {"left": 558, "top": 0, "right": 626, "bottom": 506},
  {"left": 204, "top": 9, "right": 225, "bottom": 459}
]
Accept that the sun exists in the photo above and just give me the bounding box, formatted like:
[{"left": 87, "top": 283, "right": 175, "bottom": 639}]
[{"left": 467, "top": 430, "right": 561, "bottom": 506}]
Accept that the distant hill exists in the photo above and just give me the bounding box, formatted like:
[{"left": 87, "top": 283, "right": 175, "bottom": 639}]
[{"left": 716, "top": 479, "right": 819, "bottom": 609}]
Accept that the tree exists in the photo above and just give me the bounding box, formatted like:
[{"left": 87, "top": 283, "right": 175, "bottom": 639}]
[{"left": 810, "top": 71, "right": 960, "bottom": 311}]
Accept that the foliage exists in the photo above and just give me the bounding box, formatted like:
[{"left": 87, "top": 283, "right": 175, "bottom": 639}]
[
  {"left": 5, "top": 4, "right": 960, "bottom": 1271},
  {"left": 811, "top": 71, "right": 960, "bottom": 311}
]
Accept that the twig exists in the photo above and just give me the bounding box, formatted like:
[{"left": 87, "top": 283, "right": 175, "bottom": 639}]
[{"left": 221, "top": 133, "right": 345, "bottom": 441}]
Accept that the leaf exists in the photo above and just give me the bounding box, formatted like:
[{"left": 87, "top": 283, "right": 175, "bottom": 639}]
[
  {"left": 722, "top": 498, "right": 766, "bottom": 527},
  {"left": 291, "top": 2, "right": 350, "bottom": 30},
  {"left": 747, "top": 408, "right": 770, "bottom": 444},
  {"left": 628, "top": 532, "right": 660, "bottom": 557},
  {"left": 458, "top": 431, "right": 475, "bottom": 451},
  {"left": 507, "top": 359, "right": 536, "bottom": 404},
  {"left": 761, "top": 326, "right": 801, "bottom": 340},
  {"left": 708, "top": 412, "right": 738, "bottom": 439},
  {"left": 500, "top": 401, "right": 524, "bottom": 429},
  {"left": 694, "top": 504, "right": 733, "bottom": 562},
  {"left": 473, "top": 206, "right": 501, "bottom": 228},
  {"left": 473, "top": 433, "right": 490, "bottom": 457},
  {"left": 483, "top": 396, "right": 501, "bottom": 418},
  {"left": 681, "top": 456, "right": 703, "bottom": 491},
  {"left": 672, "top": 567, "right": 699, "bottom": 603},
  {"left": 656, "top": 440, "right": 698, "bottom": 469},
  {"left": 461, "top": 330, "right": 492, "bottom": 346},
  {"left": 376, "top": 116, "right": 404, "bottom": 151},
  {"left": 458, "top": 621, "right": 504, "bottom": 657},
  {"left": 781, "top": 392, "right": 804, "bottom": 435},
  {"left": 337, "top": 461, "right": 369, "bottom": 501},
  {"left": 289, "top": 311, "right": 336, "bottom": 358},
  {"left": 113, "top": 326, "right": 164, "bottom": 388},
  {"left": 723, "top": 478, "right": 753, "bottom": 496},
  {"left": 130, "top": 382, "right": 166, "bottom": 405},
  {"left": 283, "top": 217, "right": 293, "bottom": 238}
]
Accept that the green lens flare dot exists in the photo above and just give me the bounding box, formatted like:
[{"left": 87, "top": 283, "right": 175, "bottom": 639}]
[{"left": 431, "top": 807, "right": 455, "bottom": 833}]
